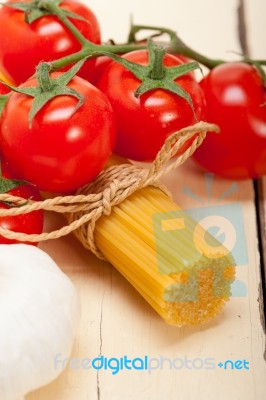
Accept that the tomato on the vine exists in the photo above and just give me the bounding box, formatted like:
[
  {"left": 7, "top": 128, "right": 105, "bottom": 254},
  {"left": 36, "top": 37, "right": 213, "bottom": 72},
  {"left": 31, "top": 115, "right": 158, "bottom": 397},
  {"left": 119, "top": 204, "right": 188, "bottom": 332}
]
[
  {"left": 0, "top": 74, "right": 116, "bottom": 193},
  {"left": 97, "top": 50, "right": 206, "bottom": 161},
  {"left": 193, "top": 62, "right": 266, "bottom": 179},
  {"left": 0, "top": 161, "right": 44, "bottom": 245},
  {"left": 0, "top": 0, "right": 101, "bottom": 85}
]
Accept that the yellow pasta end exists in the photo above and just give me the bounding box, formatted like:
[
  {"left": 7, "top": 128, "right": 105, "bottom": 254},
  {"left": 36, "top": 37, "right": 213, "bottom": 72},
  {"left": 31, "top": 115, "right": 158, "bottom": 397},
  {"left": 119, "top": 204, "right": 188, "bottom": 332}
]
[{"left": 163, "top": 268, "right": 232, "bottom": 326}]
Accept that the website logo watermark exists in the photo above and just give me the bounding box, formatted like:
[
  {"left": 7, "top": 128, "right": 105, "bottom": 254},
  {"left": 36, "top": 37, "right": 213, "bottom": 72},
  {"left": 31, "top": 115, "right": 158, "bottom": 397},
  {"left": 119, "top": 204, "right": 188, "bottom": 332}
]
[
  {"left": 54, "top": 354, "right": 250, "bottom": 375},
  {"left": 153, "top": 174, "right": 248, "bottom": 301}
]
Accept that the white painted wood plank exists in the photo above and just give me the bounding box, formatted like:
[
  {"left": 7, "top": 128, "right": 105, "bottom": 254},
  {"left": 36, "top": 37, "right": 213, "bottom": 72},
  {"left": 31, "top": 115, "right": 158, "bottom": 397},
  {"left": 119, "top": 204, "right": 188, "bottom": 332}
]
[
  {"left": 245, "top": 0, "right": 266, "bottom": 57},
  {"left": 26, "top": 0, "right": 266, "bottom": 399},
  {"left": 27, "top": 162, "right": 266, "bottom": 400},
  {"left": 161, "top": 160, "right": 266, "bottom": 400},
  {"left": 87, "top": 0, "right": 244, "bottom": 60},
  {"left": 27, "top": 214, "right": 106, "bottom": 400},
  {"left": 246, "top": 0, "right": 266, "bottom": 349}
]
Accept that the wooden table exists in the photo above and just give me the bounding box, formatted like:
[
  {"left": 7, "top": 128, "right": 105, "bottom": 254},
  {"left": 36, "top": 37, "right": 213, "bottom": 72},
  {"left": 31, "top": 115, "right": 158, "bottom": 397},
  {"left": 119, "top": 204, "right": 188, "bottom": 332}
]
[
  {"left": 27, "top": 0, "right": 266, "bottom": 399},
  {"left": 259, "top": 178, "right": 266, "bottom": 292}
]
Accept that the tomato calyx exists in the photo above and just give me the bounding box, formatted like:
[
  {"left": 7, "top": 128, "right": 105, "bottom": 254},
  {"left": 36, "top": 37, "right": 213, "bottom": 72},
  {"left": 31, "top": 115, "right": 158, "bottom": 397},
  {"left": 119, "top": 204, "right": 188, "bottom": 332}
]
[
  {"left": 0, "top": 175, "right": 29, "bottom": 195},
  {"left": 1, "top": 0, "right": 89, "bottom": 24},
  {"left": 2, "top": 60, "right": 86, "bottom": 125},
  {"left": 0, "top": 93, "right": 9, "bottom": 115},
  {"left": 97, "top": 40, "right": 200, "bottom": 117},
  {"left": 0, "top": 163, "right": 31, "bottom": 207}
]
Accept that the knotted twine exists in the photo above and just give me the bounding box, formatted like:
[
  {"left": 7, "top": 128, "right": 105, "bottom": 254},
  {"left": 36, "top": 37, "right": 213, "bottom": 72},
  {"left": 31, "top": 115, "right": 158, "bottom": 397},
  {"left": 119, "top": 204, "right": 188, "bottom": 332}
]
[{"left": 0, "top": 121, "right": 219, "bottom": 260}]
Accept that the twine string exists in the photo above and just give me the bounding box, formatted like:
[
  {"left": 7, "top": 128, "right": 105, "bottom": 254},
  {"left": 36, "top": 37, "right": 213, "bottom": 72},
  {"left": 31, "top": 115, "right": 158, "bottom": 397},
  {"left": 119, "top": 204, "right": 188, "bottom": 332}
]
[{"left": 0, "top": 121, "right": 219, "bottom": 259}]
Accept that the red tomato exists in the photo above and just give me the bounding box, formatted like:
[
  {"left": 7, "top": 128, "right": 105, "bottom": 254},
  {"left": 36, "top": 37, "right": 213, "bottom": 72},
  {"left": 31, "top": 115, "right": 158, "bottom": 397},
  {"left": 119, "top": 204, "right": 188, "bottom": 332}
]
[
  {"left": 97, "top": 50, "right": 206, "bottom": 161},
  {"left": 0, "top": 161, "right": 44, "bottom": 245},
  {"left": 91, "top": 56, "right": 114, "bottom": 86},
  {"left": 0, "top": 0, "right": 101, "bottom": 85},
  {"left": 0, "top": 74, "right": 116, "bottom": 193},
  {"left": 193, "top": 62, "right": 266, "bottom": 179}
]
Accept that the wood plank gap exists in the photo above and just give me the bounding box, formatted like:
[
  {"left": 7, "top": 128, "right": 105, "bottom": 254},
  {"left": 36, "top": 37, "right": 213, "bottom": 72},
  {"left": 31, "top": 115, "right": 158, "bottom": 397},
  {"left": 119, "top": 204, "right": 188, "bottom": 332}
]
[
  {"left": 237, "top": 0, "right": 251, "bottom": 55},
  {"left": 97, "top": 294, "right": 104, "bottom": 400},
  {"left": 253, "top": 180, "right": 266, "bottom": 335},
  {"left": 237, "top": 0, "right": 265, "bottom": 339}
]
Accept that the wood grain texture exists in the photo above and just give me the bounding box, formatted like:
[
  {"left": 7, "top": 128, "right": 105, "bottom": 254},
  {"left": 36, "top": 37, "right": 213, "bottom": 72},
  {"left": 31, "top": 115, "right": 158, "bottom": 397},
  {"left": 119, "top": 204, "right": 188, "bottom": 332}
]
[
  {"left": 262, "top": 178, "right": 266, "bottom": 269},
  {"left": 25, "top": 0, "right": 266, "bottom": 399},
  {"left": 26, "top": 160, "right": 266, "bottom": 400},
  {"left": 259, "top": 178, "right": 266, "bottom": 309}
]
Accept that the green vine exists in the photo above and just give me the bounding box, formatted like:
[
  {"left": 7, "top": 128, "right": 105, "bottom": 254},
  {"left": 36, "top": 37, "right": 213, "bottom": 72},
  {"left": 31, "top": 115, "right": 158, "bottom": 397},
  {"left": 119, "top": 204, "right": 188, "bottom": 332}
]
[{"left": 1, "top": 0, "right": 265, "bottom": 122}]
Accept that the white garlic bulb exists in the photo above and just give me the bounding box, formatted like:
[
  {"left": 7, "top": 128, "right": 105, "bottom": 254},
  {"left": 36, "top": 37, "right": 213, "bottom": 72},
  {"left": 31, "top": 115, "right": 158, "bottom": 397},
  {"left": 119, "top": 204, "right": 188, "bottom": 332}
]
[{"left": 0, "top": 244, "right": 81, "bottom": 400}]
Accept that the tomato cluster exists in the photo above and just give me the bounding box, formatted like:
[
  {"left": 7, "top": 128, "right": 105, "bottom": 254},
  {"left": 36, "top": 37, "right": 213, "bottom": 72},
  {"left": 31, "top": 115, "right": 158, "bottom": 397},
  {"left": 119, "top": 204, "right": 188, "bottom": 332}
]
[
  {"left": 0, "top": 0, "right": 265, "bottom": 244},
  {"left": 0, "top": 0, "right": 208, "bottom": 189}
]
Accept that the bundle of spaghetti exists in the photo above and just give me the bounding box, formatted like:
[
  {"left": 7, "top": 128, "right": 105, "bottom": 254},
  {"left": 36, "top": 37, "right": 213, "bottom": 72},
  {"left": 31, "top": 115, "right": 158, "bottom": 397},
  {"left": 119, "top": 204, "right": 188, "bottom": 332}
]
[
  {"left": 66, "top": 123, "right": 235, "bottom": 327},
  {"left": 0, "top": 122, "right": 235, "bottom": 326},
  {"left": 93, "top": 186, "right": 235, "bottom": 326}
]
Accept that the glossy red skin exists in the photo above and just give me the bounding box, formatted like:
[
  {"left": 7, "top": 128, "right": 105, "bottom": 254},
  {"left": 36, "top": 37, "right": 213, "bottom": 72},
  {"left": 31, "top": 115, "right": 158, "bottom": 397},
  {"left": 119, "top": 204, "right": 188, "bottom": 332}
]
[
  {"left": 0, "top": 74, "right": 116, "bottom": 193},
  {"left": 91, "top": 56, "right": 114, "bottom": 86},
  {"left": 0, "top": 161, "right": 44, "bottom": 245},
  {"left": 0, "top": 82, "right": 9, "bottom": 94},
  {"left": 97, "top": 50, "right": 206, "bottom": 161},
  {"left": 193, "top": 63, "right": 266, "bottom": 179},
  {"left": 0, "top": 0, "right": 101, "bottom": 85}
]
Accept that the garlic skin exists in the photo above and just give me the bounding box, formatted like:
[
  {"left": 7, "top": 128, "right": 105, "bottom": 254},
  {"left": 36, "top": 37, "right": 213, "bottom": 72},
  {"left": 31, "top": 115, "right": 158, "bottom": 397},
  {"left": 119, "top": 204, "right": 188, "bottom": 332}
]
[{"left": 0, "top": 244, "right": 81, "bottom": 400}]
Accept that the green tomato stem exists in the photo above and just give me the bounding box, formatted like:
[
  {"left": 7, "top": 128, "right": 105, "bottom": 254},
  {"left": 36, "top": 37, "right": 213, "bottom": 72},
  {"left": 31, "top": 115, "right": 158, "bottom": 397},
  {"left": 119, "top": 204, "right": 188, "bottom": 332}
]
[
  {"left": 149, "top": 45, "right": 166, "bottom": 79},
  {"left": 50, "top": 43, "right": 147, "bottom": 71},
  {"left": 51, "top": 49, "right": 89, "bottom": 70},
  {"left": 41, "top": 0, "right": 88, "bottom": 46},
  {"left": 128, "top": 25, "right": 224, "bottom": 69},
  {"left": 36, "top": 63, "right": 53, "bottom": 91},
  {"left": 128, "top": 24, "right": 266, "bottom": 70},
  {"left": 99, "top": 43, "right": 146, "bottom": 54},
  {"left": 169, "top": 35, "right": 224, "bottom": 68},
  {"left": 253, "top": 60, "right": 266, "bottom": 65}
]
